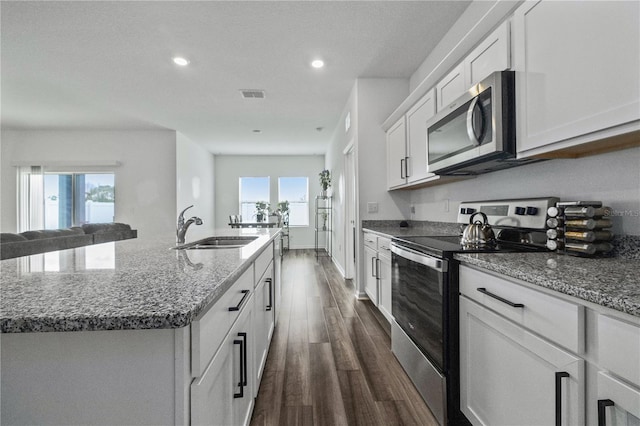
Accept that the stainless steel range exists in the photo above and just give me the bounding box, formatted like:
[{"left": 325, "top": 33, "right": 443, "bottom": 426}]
[{"left": 390, "top": 197, "right": 558, "bottom": 425}]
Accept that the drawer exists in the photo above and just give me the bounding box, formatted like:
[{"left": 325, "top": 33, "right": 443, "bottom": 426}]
[
  {"left": 459, "top": 265, "right": 584, "bottom": 353},
  {"left": 254, "top": 242, "right": 273, "bottom": 286},
  {"left": 377, "top": 236, "right": 392, "bottom": 259},
  {"left": 191, "top": 266, "right": 253, "bottom": 378},
  {"left": 598, "top": 314, "right": 640, "bottom": 387},
  {"left": 363, "top": 232, "right": 377, "bottom": 250},
  {"left": 597, "top": 371, "right": 640, "bottom": 420}
]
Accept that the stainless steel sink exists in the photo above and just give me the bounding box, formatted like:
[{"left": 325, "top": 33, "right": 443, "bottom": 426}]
[{"left": 173, "top": 236, "right": 259, "bottom": 250}]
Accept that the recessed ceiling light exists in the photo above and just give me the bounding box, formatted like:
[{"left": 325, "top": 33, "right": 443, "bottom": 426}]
[
  {"left": 311, "top": 59, "right": 324, "bottom": 69},
  {"left": 173, "top": 57, "right": 190, "bottom": 66}
]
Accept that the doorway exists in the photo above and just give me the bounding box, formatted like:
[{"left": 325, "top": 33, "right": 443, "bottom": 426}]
[{"left": 343, "top": 142, "right": 357, "bottom": 280}]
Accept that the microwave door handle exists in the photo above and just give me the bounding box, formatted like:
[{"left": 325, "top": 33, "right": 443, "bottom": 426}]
[{"left": 466, "top": 96, "right": 483, "bottom": 146}]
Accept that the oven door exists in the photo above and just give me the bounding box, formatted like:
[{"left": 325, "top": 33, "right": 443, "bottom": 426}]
[{"left": 391, "top": 243, "right": 448, "bottom": 372}]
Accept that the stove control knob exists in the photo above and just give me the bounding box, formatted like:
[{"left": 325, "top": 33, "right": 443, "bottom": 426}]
[
  {"left": 526, "top": 206, "right": 539, "bottom": 216},
  {"left": 515, "top": 206, "right": 526, "bottom": 215}
]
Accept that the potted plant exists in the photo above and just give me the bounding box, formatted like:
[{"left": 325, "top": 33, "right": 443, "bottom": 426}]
[
  {"left": 277, "top": 201, "right": 290, "bottom": 226},
  {"left": 319, "top": 169, "right": 331, "bottom": 197},
  {"left": 320, "top": 212, "right": 328, "bottom": 230},
  {"left": 255, "top": 201, "right": 269, "bottom": 222}
]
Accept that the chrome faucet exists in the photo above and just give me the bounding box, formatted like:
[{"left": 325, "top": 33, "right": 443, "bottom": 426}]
[{"left": 177, "top": 205, "right": 203, "bottom": 244}]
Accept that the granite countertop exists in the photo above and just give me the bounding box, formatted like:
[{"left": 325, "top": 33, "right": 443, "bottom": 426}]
[
  {"left": 455, "top": 252, "right": 640, "bottom": 318},
  {"left": 0, "top": 228, "right": 280, "bottom": 333},
  {"left": 362, "top": 220, "right": 640, "bottom": 318},
  {"left": 362, "top": 220, "right": 462, "bottom": 238}
]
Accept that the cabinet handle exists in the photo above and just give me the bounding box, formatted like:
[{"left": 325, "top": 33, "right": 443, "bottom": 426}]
[
  {"left": 597, "top": 399, "right": 614, "bottom": 426},
  {"left": 228, "top": 289, "right": 250, "bottom": 311},
  {"left": 400, "top": 158, "right": 405, "bottom": 179},
  {"left": 238, "top": 332, "right": 247, "bottom": 386},
  {"left": 555, "top": 371, "right": 570, "bottom": 426},
  {"left": 477, "top": 288, "right": 524, "bottom": 308},
  {"left": 371, "top": 257, "right": 376, "bottom": 277},
  {"left": 405, "top": 156, "right": 410, "bottom": 178},
  {"left": 233, "top": 336, "right": 244, "bottom": 398},
  {"left": 376, "top": 258, "right": 381, "bottom": 280},
  {"left": 266, "top": 278, "right": 273, "bottom": 311}
]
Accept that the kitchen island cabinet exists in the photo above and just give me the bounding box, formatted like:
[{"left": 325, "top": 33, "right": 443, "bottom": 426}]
[{"left": 0, "top": 229, "right": 279, "bottom": 425}]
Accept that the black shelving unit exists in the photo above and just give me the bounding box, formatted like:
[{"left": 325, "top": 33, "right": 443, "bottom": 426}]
[{"left": 314, "top": 196, "right": 332, "bottom": 260}]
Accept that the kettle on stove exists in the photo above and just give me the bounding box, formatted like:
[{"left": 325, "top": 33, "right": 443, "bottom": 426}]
[{"left": 461, "top": 212, "right": 496, "bottom": 246}]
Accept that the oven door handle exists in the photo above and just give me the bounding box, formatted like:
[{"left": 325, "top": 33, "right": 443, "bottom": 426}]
[{"left": 391, "top": 244, "right": 446, "bottom": 272}]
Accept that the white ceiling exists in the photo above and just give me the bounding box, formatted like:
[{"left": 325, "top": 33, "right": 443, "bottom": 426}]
[{"left": 1, "top": 1, "right": 471, "bottom": 155}]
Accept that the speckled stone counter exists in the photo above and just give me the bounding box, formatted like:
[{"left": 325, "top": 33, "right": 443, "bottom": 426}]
[
  {"left": 362, "top": 220, "right": 461, "bottom": 238},
  {"left": 0, "top": 228, "right": 280, "bottom": 333},
  {"left": 454, "top": 252, "right": 640, "bottom": 318}
]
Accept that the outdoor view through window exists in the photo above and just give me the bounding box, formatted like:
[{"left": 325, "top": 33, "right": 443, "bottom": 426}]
[
  {"left": 239, "top": 176, "right": 309, "bottom": 226},
  {"left": 44, "top": 173, "right": 115, "bottom": 229},
  {"left": 279, "top": 177, "right": 308, "bottom": 226}
]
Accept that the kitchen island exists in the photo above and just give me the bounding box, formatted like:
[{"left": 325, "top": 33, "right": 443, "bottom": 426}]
[{"left": 1, "top": 228, "right": 280, "bottom": 425}]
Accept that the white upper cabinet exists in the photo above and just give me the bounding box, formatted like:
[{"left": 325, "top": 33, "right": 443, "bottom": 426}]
[
  {"left": 464, "top": 21, "right": 510, "bottom": 89},
  {"left": 386, "top": 116, "right": 407, "bottom": 189},
  {"left": 436, "top": 63, "right": 465, "bottom": 112},
  {"left": 406, "top": 88, "right": 436, "bottom": 183},
  {"left": 436, "top": 21, "right": 511, "bottom": 113},
  {"left": 513, "top": 0, "right": 640, "bottom": 157}
]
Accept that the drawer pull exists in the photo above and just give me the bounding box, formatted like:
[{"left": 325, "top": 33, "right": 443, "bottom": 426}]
[
  {"left": 597, "top": 399, "right": 614, "bottom": 426},
  {"left": 555, "top": 371, "right": 570, "bottom": 426},
  {"left": 477, "top": 288, "right": 524, "bottom": 308},
  {"left": 266, "top": 278, "right": 273, "bottom": 311},
  {"left": 232, "top": 333, "right": 245, "bottom": 398},
  {"left": 229, "top": 289, "right": 250, "bottom": 312}
]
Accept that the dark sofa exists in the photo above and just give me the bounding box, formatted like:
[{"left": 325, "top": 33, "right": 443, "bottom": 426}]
[{"left": 0, "top": 223, "right": 137, "bottom": 260}]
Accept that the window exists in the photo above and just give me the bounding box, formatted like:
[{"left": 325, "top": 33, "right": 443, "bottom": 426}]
[
  {"left": 278, "top": 177, "right": 309, "bottom": 227},
  {"left": 18, "top": 167, "right": 115, "bottom": 231},
  {"left": 239, "top": 177, "right": 270, "bottom": 221},
  {"left": 44, "top": 173, "right": 115, "bottom": 229}
]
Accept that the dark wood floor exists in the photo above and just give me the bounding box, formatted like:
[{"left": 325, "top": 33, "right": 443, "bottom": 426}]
[{"left": 250, "top": 250, "right": 438, "bottom": 426}]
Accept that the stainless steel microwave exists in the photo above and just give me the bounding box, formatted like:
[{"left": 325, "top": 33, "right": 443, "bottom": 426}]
[{"left": 427, "top": 70, "right": 531, "bottom": 175}]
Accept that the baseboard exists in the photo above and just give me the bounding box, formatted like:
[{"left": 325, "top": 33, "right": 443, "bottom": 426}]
[
  {"left": 356, "top": 291, "right": 369, "bottom": 300},
  {"left": 331, "top": 257, "right": 346, "bottom": 278}
]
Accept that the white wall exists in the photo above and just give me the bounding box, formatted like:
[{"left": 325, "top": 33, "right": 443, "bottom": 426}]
[
  {"left": 409, "top": 0, "right": 522, "bottom": 93},
  {"left": 409, "top": 147, "right": 640, "bottom": 236},
  {"left": 213, "top": 155, "right": 325, "bottom": 249},
  {"left": 325, "top": 85, "right": 357, "bottom": 276},
  {"left": 176, "top": 132, "right": 215, "bottom": 240},
  {"left": 1, "top": 130, "right": 177, "bottom": 237},
  {"left": 325, "top": 78, "right": 409, "bottom": 289}
]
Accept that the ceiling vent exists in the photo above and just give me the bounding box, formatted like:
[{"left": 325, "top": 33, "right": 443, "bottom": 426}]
[{"left": 240, "top": 89, "right": 266, "bottom": 99}]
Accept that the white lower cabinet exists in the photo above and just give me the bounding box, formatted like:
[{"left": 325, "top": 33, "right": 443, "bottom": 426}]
[
  {"left": 362, "top": 232, "right": 392, "bottom": 323},
  {"left": 364, "top": 244, "right": 379, "bottom": 305},
  {"left": 459, "top": 265, "right": 585, "bottom": 425},
  {"left": 459, "top": 264, "right": 640, "bottom": 426},
  {"left": 460, "top": 296, "right": 585, "bottom": 425},
  {"left": 192, "top": 285, "right": 255, "bottom": 426},
  {"left": 376, "top": 237, "right": 392, "bottom": 323},
  {"left": 593, "top": 314, "right": 640, "bottom": 426},
  {"left": 254, "top": 262, "right": 274, "bottom": 389},
  {"left": 596, "top": 372, "right": 640, "bottom": 426}
]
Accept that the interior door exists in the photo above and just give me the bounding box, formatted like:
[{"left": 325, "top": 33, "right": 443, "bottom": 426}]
[{"left": 343, "top": 143, "right": 357, "bottom": 280}]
